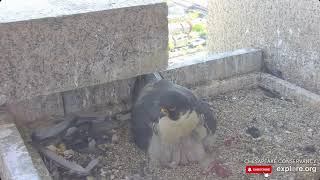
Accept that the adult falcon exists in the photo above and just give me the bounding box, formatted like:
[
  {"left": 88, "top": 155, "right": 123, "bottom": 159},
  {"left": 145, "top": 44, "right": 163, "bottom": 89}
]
[{"left": 131, "top": 72, "right": 217, "bottom": 167}]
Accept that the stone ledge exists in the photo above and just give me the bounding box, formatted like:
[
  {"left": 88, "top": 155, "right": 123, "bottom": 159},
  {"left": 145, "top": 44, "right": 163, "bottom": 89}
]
[
  {"left": 193, "top": 73, "right": 260, "bottom": 98},
  {"left": 6, "top": 49, "right": 262, "bottom": 121},
  {"left": 61, "top": 77, "right": 136, "bottom": 115},
  {"left": 60, "top": 48, "right": 263, "bottom": 115},
  {"left": 6, "top": 93, "right": 64, "bottom": 124},
  {"left": 163, "top": 48, "right": 262, "bottom": 88},
  {"left": 0, "top": 0, "right": 164, "bottom": 23},
  {"left": 259, "top": 73, "right": 320, "bottom": 109},
  {"left": 0, "top": 109, "right": 50, "bottom": 180},
  {"left": 0, "top": 1, "right": 168, "bottom": 103}
]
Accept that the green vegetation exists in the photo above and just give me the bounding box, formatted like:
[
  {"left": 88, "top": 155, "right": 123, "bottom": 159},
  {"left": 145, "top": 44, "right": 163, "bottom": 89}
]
[
  {"left": 167, "top": 1, "right": 207, "bottom": 58},
  {"left": 192, "top": 23, "right": 206, "bottom": 33}
]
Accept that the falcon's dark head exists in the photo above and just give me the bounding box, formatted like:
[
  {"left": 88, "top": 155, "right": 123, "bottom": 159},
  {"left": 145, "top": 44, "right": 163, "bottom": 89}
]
[{"left": 159, "top": 91, "right": 193, "bottom": 121}]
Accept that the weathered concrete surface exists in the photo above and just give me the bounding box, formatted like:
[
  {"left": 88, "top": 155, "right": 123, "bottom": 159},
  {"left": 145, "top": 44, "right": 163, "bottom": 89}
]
[
  {"left": 3, "top": 49, "right": 262, "bottom": 119},
  {"left": 0, "top": 109, "right": 50, "bottom": 180},
  {"left": 208, "top": 0, "right": 320, "bottom": 95},
  {"left": 62, "top": 77, "right": 136, "bottom": 115},
  {"left": 193, "top": 73, "right": 260, "bottom": 98},
  {"left": 0, "top": 0, "right": 165, "bottom": 23},
  {"left": 0, "top": 0, "right": 168, "bottom": 103},
  {"left": 6, "top": 93, "right": 64, "bottom": 124},
  {"left": 162, "top": 48, "right": 262, "bottom": 88},
  {"left": 259, "top": 73, "right": 320, "bottom": 109}
]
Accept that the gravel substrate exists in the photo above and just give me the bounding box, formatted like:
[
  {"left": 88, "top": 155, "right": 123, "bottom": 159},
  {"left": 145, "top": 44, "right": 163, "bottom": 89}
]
[{"left": 23, "top": 88, "right": 320, "bottom": 180}]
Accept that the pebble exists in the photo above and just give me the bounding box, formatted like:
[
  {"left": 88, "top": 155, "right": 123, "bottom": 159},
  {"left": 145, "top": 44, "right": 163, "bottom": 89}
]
[
  {"left": 100, "top": 168, "right": 107, "bottom": 177},
  {"left": 112, "top": 134, "right": 119, "bottom": 144},
  {"left": 307, "top": 128, "right": 314, "bottom": 137},
  {"left": 274, "top": 136, "right": 283, "bottom": 143},
  {"left": 303, "top": 145, "right": 316, "bottom": 154},
  {"left": 246, "top": 127, "right": 261, "bottom": 138},
  {"left": 110, "top": 175, "right": 115, "bottom": 179}
]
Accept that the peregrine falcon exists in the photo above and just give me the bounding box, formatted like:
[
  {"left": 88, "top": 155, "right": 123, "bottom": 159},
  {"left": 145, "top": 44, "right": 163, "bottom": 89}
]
[{"left": 131, "top": 72, "right": 217, "bottom": 167}]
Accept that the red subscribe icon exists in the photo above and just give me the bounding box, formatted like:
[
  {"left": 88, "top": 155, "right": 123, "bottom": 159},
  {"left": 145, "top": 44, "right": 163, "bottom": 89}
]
[{"left": 246, "top": 165, "right": 272, "bottom": 174}]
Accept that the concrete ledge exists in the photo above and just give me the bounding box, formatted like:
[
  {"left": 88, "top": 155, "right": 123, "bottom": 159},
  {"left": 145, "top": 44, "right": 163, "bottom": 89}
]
[
  {"left": 62, "top": 77, "right": 136, "bottom": 115},
  {"left": 56, "top": 49, "right": 262, "bottom": 115},
  {"left": 0, "top": 0, "right": 165, "bottom": 23},
  {"left": 0, "top": 0, "right": 168, "bottom": 103},
  {"left": 0, "top": 109, "right": 50, "bottom": 180},
  {"left": 192, "top": 73, "right": 260, "bottom": 98},
  {"left": 259, "top": 73, "right": 320, "bottom": 109},
  {"left": 5, "top": 49, "right": 263, "bottom": 121},
  {"left": 163, "top": 48, "right": 262, "bottom": 88},
  {"left": 6, "top": 93, "right": 64, "bottom": 123}
]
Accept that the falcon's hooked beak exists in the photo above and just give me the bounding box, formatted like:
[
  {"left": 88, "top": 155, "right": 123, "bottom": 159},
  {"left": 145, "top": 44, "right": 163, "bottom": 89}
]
[{"left": 160, "top": 107, "right": 169, "bottom": 117}]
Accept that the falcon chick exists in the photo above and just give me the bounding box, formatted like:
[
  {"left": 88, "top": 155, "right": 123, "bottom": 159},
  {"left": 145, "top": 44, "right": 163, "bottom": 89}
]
[{"left": 131, "top": 72, "right": 216, "bottom": 167}]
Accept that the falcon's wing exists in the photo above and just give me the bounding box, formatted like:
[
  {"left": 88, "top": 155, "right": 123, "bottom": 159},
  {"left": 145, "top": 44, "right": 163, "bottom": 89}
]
[
  {"left": 195, "top": 99, "right": 217, "bottom": 135},
  {"left": 131, "top": 73, "right": 164, "bottom": 151},
  {"left": 132, "top": 93, "right": 161, "bottom": 151}
]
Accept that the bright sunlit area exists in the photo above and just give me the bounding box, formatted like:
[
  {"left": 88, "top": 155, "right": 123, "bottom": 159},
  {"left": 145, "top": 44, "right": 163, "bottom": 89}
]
[{"left": 167, "top": 0, "right": 208, "bottom": 60}]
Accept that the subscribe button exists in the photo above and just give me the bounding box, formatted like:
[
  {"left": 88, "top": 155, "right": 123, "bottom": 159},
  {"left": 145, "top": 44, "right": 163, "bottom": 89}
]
[{"left": 246, "top": 165, "right": 272, "bottom": 174}]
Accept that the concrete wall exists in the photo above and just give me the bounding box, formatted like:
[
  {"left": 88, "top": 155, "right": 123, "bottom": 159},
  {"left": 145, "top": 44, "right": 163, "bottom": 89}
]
[
  {"left": 7, "top": 49, "right": 262, "bottom": 123},
  {"left": 208, "top": 0, "right": 320, "bottom": 95}
]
